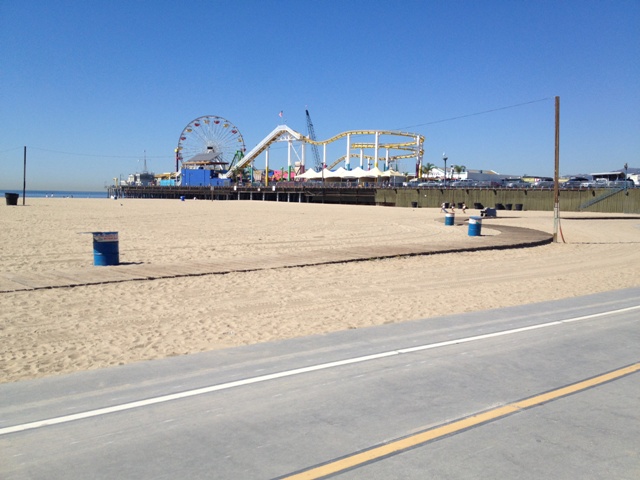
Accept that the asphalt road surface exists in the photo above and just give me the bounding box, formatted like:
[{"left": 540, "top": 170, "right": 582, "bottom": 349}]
[{"left": 1, "top": 287, "right": 639, "bottom": 479}]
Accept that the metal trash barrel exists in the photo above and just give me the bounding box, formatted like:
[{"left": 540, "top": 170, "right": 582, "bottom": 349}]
[
  {"left": 445, "top": 213, "right": 455, "bottom": 226},
  {"left": 93, "top": 232, "right": 119, "bottom": 266},
  {"left": 4, "top": 193, "right": 19, "bottom": 206},
  {"left": 411, "top": 201, "right": 418, "bottom": 208},
  {"left": 468, "top": 216, "right": 482, "bottom": 236}
]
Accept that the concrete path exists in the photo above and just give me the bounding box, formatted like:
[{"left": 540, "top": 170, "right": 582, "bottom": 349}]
[
  {"left": 1, "top": 288, "right": 638, "bottom": 479},
  {"left": 0, "top": 220, "right": 552, "bottom": 293}
]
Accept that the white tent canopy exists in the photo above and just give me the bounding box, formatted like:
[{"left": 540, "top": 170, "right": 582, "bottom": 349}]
[
  {"left": 380, "top": 168, "right": 405, "bottom": 177},
  {"left": 360, "top": 166, "right": 384, "bottom": 178},
  {"left": 324, "top": 167, "right": 350, "bottom": 179},
  {"left": 296, "top": 169, "right": 322, "bottom": 179},
  {"left": 344, "top": 167, "right": 366, "bottom": 178},
  {"left": 297, "top": 166, "right": 406, "bottom": 181}
]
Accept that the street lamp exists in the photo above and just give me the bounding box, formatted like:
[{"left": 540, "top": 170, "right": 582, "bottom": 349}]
[{"left": 442, "top": 153, "right": 448, "bottom": 187}]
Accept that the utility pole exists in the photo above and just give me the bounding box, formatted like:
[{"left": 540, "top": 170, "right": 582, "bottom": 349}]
[
  {"left": 22, "top": 146, "right": 27, "bottom": 205},
  {"left": 553, "top": 96, "right": 560, "bottom": 242},
  {"left": 443, "top": 153, "right": 448, "bottom": 186}
]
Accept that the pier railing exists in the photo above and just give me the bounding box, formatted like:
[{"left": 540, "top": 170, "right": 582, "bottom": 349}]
[{"left": 107, "top": 184, "right": 640, "bottom": 213}]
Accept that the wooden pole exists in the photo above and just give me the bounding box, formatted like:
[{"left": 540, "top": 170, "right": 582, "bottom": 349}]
[
  {"left": 553, "top": 96, "right": 560, "bottom": 242},
  {"left": 22, "top": 146, "right": 27, "bottom": 205}
]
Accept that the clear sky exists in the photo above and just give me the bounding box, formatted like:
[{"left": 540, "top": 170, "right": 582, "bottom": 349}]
[{"left": 1, "top": 1, "right": 638, "bottom": 191}]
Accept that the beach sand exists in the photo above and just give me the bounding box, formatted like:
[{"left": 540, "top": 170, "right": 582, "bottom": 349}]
[{"left": 1, "top": 198, "right": 639, "bottom": 384}]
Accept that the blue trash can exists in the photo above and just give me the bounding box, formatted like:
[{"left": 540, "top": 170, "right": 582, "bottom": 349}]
[
  {"left": 445, "top": 213, "right": 455, "bottom": 226},
  {"left": 93, "top": 232, "right": 119, "bottom": 266},
  {"left": 468, "top": 216, "right": 482, "bottom": 236},
  {"left": 5, "top": 193, "right": 19, "bottom": 206}
]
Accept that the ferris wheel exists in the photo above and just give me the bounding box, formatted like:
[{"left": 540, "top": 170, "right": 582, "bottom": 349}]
[{"left": 175, "top": 115, "right": 246, "bottom": 171}]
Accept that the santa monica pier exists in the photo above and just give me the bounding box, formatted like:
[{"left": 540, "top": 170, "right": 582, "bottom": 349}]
[{"left": 108, "top": 114, "right": 640, "bottom": 214}]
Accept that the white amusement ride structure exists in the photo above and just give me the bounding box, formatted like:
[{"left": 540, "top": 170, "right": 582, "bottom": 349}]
[{"left": 174, "top": 115, "right": 425, "bottom": 184}]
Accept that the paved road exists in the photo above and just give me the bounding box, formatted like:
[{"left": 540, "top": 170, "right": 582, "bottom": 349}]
[{"left": 1, "top": 288, "right": 639, "bottom": 479}]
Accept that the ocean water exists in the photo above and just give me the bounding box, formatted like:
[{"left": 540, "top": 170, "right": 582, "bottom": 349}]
[{"left": 1, "top": 190, "right": 107, "bottom": 199}]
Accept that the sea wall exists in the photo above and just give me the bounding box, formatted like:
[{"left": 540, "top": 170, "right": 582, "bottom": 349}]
[
  {"left": 376, "top": 188, "right": 640, "bottom": 213},
  {"left": 114, "top": 185, "right": 640, "bottom": 213}
]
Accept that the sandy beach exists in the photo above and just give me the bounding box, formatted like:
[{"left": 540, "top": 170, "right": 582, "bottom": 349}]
[{"left": 1, "top": 197, "right": 639, "bottom": 384}]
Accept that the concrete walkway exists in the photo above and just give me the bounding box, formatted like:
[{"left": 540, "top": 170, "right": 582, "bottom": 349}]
[{"left": 0, "top": 221, "right": 552, "bottom": 293}]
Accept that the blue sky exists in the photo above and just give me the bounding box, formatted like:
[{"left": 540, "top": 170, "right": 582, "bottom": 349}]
[{"left": 1, "top": 1, "right": 638, "bottom": 191}]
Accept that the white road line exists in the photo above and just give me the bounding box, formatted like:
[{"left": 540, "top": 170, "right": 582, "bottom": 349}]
[
  {"left": 397, "top": 306, "right": 639, "bottom": 354},
  {"left": 1, "top": 305, "right": 638, "bottom": 436}
]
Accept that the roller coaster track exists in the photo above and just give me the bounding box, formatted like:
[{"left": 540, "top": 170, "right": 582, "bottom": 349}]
[
  {"left": 225, "top": 127, "right": 424, "bottom": 177},
  {"left": 328, "top": 152, "right": 421, "bottom": 170},
  {"left": 223, "top": 125, "right": 303, "bottom": 178},
  {"left": 305, "top": 129, "right": 424, "bottom": 146}
]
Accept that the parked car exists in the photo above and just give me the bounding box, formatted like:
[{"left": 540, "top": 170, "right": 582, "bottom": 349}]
[
  {"left": 532, "top": 180, "right": 555, "bottom": 188},
  {"left": 608, "top": 179, "right": 636, "bottom": 189},
  {"left": 594, "top": 178, "right": 610, "bottom": 187},
  {"left": 578, "top": 179, "right": 602, "bottom": 188},
  {"left": 502, "top": 179, "right": 531, "bottom": 188},
  {"left": 475, "top": 180, "right": 502, "bottom": 187},
  {"left": 560, "top": 177, "right": 590, "bottom": 189},
  {"left": 449, "top": 179, "right": 478, "bottom": 187},
  {"left": 417, "top": 181, "right": 442, "bottom": 187}
]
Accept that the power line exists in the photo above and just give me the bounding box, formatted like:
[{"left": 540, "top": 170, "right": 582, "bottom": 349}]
[
  {"left": 396, "top": 97, "right": 554, "bottom": 131},
  {"left": 3, "top": 98, "right": 553, "bottom": 161},
  {"left": 26, "top": 146, "right": 172, "bottom": 159},
  {"left": 0, "top": 146, "right": 24, "bottom": 154}
]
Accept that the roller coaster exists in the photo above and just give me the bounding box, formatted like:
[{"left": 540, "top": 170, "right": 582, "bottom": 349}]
[
  {"left": 174, "top": 115, "right": 424, "bottom": 185},
  {"left": 222, "top": 125, "right": 424, "bottom": 180}
]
